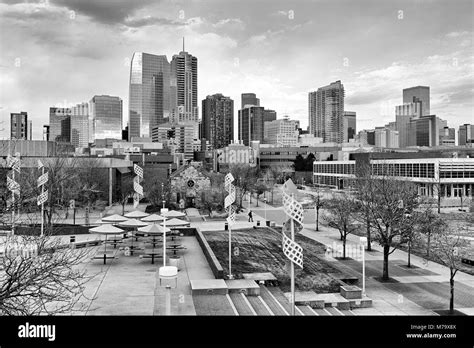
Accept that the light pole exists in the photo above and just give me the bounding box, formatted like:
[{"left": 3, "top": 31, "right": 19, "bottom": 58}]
[
  {"left": 359, "top": 236, "right": 367, "bottom": 296},
  {"left": 161, "top": 183, "right": 165, "bottom": 209}
]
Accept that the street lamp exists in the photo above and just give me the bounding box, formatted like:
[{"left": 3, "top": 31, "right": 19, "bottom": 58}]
[{"left": 161, "top": 183, "right": 165, "bottom": 209}]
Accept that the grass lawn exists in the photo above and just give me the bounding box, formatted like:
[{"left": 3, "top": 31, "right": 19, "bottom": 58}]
[{"left": 203, "top": 227, "right": 342, "bottom": 293}]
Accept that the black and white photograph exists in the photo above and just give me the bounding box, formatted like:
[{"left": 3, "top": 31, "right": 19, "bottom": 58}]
[{"left": 0, "top": 0, "right": 473, "bottom": 346}]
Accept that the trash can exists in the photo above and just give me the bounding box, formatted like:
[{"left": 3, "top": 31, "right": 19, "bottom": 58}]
[
  {"left": 225, "top": 222, "right": 228, "bottom": 231},
  {"left": 169, "top": 256, "right": 181, "bottom": 271},
  {"left": 266, "top": 221, "right": 270, "bottom": 227},
  {"left": 256, "top": 221, "right": 260, "bottom": 227},
  {"left": 70, "top": 236, "right": 76, "bottom": 243}
]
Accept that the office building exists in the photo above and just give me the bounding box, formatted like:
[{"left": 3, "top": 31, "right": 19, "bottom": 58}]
[
  {"left": 201, "top": 94, "right": 234, "bottom": 149},
  {"left": 459, "top": 124, "right": 474, "bottom": 145},
  {"left": 343, "top": 111, "right": 356, "bottom": 142},
  {"left": 374, "top": 127, "right": 399, "bottom": 148},
  {"left": 151, "top": 122, "right": 195, "bottom": 159},
  {"left": 407, "top": 115, "right": 440, "bottom": 147},
  {"left": 129, "top": 52, "right": 171, "bottom": 140},
  {"left": 395, "top": 101, "right": 422, "bottom": 148},
  {"left": 69, "top": 102, "right": 90, "bottom": 148},
  {"left": 263, "top": 109, "right": 277, "bottom": 123},
  {"left": 263, "top": 117, "right": 299, "bottom": 146},
  {"left": 90, "top": 95, "right": 123, "bottom": 141},
  {"left": 10, "top": 112, "right": 28, "bottom": 140},
  {"left": 241, "top": 93, "right": 260, "bottom": 108},
  {"left": 403, "top": 86, "right": 430, "bottom": 116},
  {"left": 308, "top": 80, "right": 345, "bottom": 143},
  {"left": 238, "top": 106, "right": 265, "bottom": 146},
  {"left": 49, "top": 107, "right": 71, "bottom": 143},
  {"left": 439, "top": 127, "right": 455, "bottom": 146},
  {"left": 170, "top": 48, "right": 198, "bottom": 124}
]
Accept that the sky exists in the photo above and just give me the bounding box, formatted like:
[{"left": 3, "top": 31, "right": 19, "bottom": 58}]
[{"left": 0, "top": 0, "right": 473, "bottom": 141}]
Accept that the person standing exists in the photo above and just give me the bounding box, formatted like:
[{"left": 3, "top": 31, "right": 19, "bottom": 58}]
[{"left": 248, "top": 210, "right": 254, "bottom": 222}]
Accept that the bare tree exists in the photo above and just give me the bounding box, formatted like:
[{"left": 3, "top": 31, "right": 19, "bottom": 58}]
[
  {"left": 352, "top": 162, "right": 421, "bottom": 280},
  {"left": 116, "top": 176, "right": 134, "bottom": 215},
  {"left": 323, "top": 193, "right": 360, "bottom": 259},
  {"left": 428, "top": 224, "right": 470, "bottom": 314},
  {"left": 229, "top": 164, "right": 258, "bottom": 210},
  {"left": 417, "top": 206, "right": 446, "bottom": 257},
  {"left": 0, "top": 226, "right": 94, "bottom": 315}
]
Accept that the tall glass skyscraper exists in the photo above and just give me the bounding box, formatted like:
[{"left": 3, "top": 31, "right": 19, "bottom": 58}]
[
  {"left": 90, "top": 95, "right": 123, "bottom": 141},
  {"left": 10, "top": 112, "right": 28, "bottom": 140},
  {"left": 202, "top": 94, "right": 234, "bottom": 149},
  {"left": 129, "top": 52, "right": 171, "bottom": 140},
  {"left": 171, "top": 50, "right": 198, "bottom": 123}
]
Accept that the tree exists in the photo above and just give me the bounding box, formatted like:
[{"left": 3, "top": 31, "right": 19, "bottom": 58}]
[
  {"left": 305, "top": 188, "right": 325, "bottom": 231},
  {"left": 229, "top": 164, "right": 258, "bottom": 210},
  {"left": 305, "top": 153, "right": 316, "bottom": 171},
  {"left": 323, "top": 193, "right": 359, "bottom": 259},
  {"left": 201, "top": 187, "right": 225, "bottom": 217},
  {"left": 117, "top": 176, "right": 134, "bottom": 215},
  {"left": 417, "top": 206, "right": 446, "bottom": 257},
  {"left": 293, "top": 154, "right": 305, "bottom": 171},
  {"left": 352, "top": 162, "right": 422, "bottom": 280},
  {"left": 253, "top": 181, "right": 269, "bottom": 207},
  {"left": 429, "top": 225, "right": 469, "bottom": 314},
  {"left": 0, "top": 232, "right": 93, "bottom": 315},
  {"left": 264, "top": 164, "right": 293, "bottom": 204}
]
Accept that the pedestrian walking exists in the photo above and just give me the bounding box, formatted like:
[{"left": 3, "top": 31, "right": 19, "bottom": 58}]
[{"left": 248, "top": 210, "right": 254, "bottom": 222}]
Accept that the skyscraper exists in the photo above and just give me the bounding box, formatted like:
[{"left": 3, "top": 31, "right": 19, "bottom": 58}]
[
  {"left": 241, "top": 93, "right": 260, "bottom": 108},
  {"left": 343, "top": 111, "right": 356, "bottom": 142},
  {"left": 308, "top": 80, "right": 345, "bottom": 143},
  {"left": 395, "top": 101, "right": 422, "bottom": 148},
  {"left": 263, "top": 117, "right": 299, "bottom": 146},
  {"left": 49, "top": 107, "right": 71, "bottom": 143},
  {"left": 263, "top": 109, "right": 277, "bottom": 123},
  {"left": 170, "top": 48, "right": 198, "bottom": 124},
  {"left": 201, "top": 94, "right": 234, "bottom": 149},
  {"left": 70, "top": 102, "right": 89, "bottom": 148},
  {"left": 238, "top": 106, "right": 265, "bottom": 146},
  {"left": 10, "top": 112, "right": 28, "bottom": 140},
  {"left": 129, "top": 52, "right": 171, "bottom": 140},
  {"left": 403, "top": 86, "right": 430, "bottom": 116},
  {"left": 90, "top": 95, "right": 123, "bottom": 141},
  {"left": 458, "top": 124, "right": 474, "bottom": 145}
]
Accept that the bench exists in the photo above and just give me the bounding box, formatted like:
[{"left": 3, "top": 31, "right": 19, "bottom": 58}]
[{"left": 92, "top": 249, "right": 119, "bottom": 264}]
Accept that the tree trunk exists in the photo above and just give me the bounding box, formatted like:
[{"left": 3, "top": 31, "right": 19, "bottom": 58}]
[
  {"left": 256, "top": 194, "right": 259, "bottom": 207},
  {"left": 450, "top": 270, "right": 454, "bottom": 313},
  {"left": 342, "top": 235, "right": 346, "bottom": 259},
  {"left": 316, "top": 207, "right": 319, "bottom": 231},
  {"left": 427, "top": 233, "right": 431, "bottom": 257},
  {"left": 366, "top": 215, "right": 372, "bottom": 251},
  {"left": 437, "top": 190, "right": 441, "bottom": 214},
  {"left": 382, "top": 244, "right": 390, "bottom": 280},
  {"left": 407, "top": 240, "right": 411, "bottom": 267}
]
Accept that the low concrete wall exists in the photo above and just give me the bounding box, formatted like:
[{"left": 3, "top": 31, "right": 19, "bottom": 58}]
[{"left": 194, "top": 228, "right": 224, "bottom": 279}]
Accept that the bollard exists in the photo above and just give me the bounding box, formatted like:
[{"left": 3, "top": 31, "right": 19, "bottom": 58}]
[
  {"left": 256, "top": 221, "right": 260, "bottom": 227},
  {"left": 225, "top": 222, "right": 228, "bottom": 231},
  {"left": 266, "top": 220, "right": 270, "bottom": 227},
  {"left": 70, "top": 235, "right": 76, "bottom": 243}
]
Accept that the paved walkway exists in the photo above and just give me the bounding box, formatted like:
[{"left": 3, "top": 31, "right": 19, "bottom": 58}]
[{"left": 241, "top": 194, "right": 474, "bottom": 315}]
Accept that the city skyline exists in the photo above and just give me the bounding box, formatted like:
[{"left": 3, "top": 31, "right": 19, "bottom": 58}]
[{"left": 0, "top": 0, "right": 472, "bottom": 141}]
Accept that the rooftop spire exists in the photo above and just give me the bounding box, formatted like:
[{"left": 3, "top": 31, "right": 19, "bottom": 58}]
[{"left": 182, "top": 37, "right": 185, "bottom": 52}]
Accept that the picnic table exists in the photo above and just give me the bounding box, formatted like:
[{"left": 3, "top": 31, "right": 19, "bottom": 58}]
[
  {"left": 104, "top": 238, "right": 123, "bottom": 249},
  {"left": 92, "top": 248, "right": 119, "bottom": 265},
  {"left": 142, "top": 248, "right": 163, "bottom": 264},
  {"left": 166, "top": 243, "right": 187, "bottom": 255}
]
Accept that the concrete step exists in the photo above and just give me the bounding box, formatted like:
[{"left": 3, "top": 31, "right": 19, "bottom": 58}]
[
  {"left": 297, "top": 305, "right": 317, "bottom": 315},
  {"left": 193, "top": 295, "right": 236, "bottom": 316},
  {"left": 325, "top": 307, "right": 344, "bottom": 316},
  {"left": 225, "top": 279, "right": 260, "bottom": 296},
  {"left": 339, "top": 309, "right": 355, "bottom": 316},
  {"left": 313, "top": 308, "right": 331, "bottom": 316},
  {"left": 267, "top": 287, "right": 303, "bottom": 316},
  {"left": 229, "top": 293, "right": 256, "bottom": 315},
  {"left": 258, "top": 285, "right": 289, "bottom": 315},
  {"left": 246, "top": 295, "right": 273, "bottom": 315}
]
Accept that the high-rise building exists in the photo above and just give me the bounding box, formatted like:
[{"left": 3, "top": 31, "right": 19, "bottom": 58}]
[
  {"left": 10, "top": 112, "right": 28, "bottom": 140},
  {"left": 49, "top": 107, "right": 71, "bottom": 143},
  {"left": 343, "top": 111, "right": 356, "bottom": 142},
  {"left": 439, "top": 127, "right": 455, "bottom": 146},
  {"left": 70, "top": 102, "right": 89, "bottom": 148},
  {"left": 170, "top": 48, "right": 198, "bottom": 124},
  {"left": 308, "top": 80, "right": 345, "bottom": 143},
  {"left": 458, "top": 124, "right": 474, "bottom": 145},
  {"left": 238, "top": 106, "right": 265, "bottom": 146},
  {"left": 241, "top": 93, "right": 260, "bottom": 108},
  {"left": 90, "top": 95, "right": 123, "bottom": 141},
  {"left": 407, "top": 115, "right": 440, "bottom": 147},
  {"left": 263, "top": 109, "right": 277, "bottom": 123},
  {"left": 264, "top": 117, "right": 299, "bottom": 146},
  {"left": 129, "top": 52, "right": 171, "bottom": 140},
  {"left": 151, "top": 122, "right": 195, "bottom": 159},
  {"left": 201, "top": 94, "right": 234, "bottom": 149},
  {"left": 27, "top": 120, "right": 32, "bottom": 140},
  {"left": 374, "top": 127, "right": 399, "bottom": 148},
  {"left": 395, "top": 101, "right": 422, "bottom": 148},
  {"left": 403, "top": 86, "right": 430, "bottom": 116}
]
